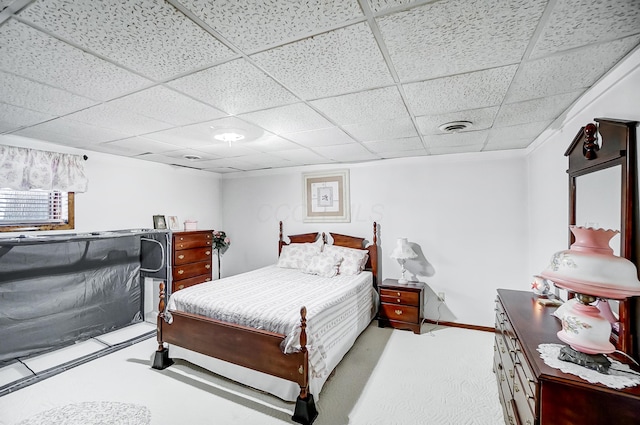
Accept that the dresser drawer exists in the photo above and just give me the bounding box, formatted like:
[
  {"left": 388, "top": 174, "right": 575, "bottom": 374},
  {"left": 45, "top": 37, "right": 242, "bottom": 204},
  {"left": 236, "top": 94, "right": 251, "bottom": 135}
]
[
  {"left": 379, "top": 302, "right": 419, "bottom": 323},
  {"left": 380, "top": 288, "right": 420, "bottom": 306},
  {"left": 172, "top": 260, "right": 212, "bottom": 280},
  {"left": 513, "top": 363, "right": 536, "bottom": 425},
  {"left": 173, "top": 233, "right": 213, "bottom": 250},
  {"left": 174, "top": 247, "right": 213, "bottom": 265},
  {"left": 173, "top": 274, "right": 212, "bottom": 292}
]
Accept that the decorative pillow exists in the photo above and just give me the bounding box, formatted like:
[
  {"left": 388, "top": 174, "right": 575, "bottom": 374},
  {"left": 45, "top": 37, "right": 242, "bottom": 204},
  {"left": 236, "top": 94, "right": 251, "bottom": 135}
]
[
  {"left": 277, "top": 240, "right": 323, "bottom": 269},
  {"left": 301, "top": 253, "right": 342, "bottom": 278},
  {"left": 324, "top": 245, "right": 369, "bottom": 275}
]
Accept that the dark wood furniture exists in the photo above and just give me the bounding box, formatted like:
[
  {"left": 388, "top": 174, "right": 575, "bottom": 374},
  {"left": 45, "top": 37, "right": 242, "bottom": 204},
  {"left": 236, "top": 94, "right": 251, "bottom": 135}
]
[
  {"left": 565, "top": 118, "right": 639, "bottom": 359},
  {"left": 494, "top": 289, "right": 640, "bottom": 425},
  {"left": 378, "top": 278, "right": 424, "bottom": 334},
  {"left": 171, "top": 230, "right": 213, "bottom": 292},
  {"left": 154, "top": 222, "right": 379, "bottom": 425}
]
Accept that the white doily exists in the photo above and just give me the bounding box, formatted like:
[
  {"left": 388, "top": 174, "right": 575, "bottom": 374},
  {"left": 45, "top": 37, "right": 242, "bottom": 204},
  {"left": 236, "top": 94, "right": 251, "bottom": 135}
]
[{"left": 537, "top": 343, "right": 640, "bottom": 389}]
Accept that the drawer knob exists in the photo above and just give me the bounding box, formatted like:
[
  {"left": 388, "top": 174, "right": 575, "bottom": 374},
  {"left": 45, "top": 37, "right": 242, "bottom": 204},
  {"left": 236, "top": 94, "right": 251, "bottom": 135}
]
[
  {"left": 206, "top": 241, "right": 211, "bottom": 245},
  {"left": 205, "top": 264, "right": 211, "bottom": 269},
  {"left": 206, "top": 250, "right": 211, "bottom": 255},
  {"left": 394, "top": 309, "right": 403, "bottom": 315},
  {"left": 514, "top": 383, "right": 520, "bottom": 392},
  {"left": 178, "top": 244, "right": 184, "bottom": 249},
  {"left": 178, "top": 269, "right": 184, "bottom": 275},
  {"left": 397, "top": 298, "right": 401, "bottom": 303},
  {"left": 396, "top": 292, "right": 401, "bottom": 296},
  {"left": 179, "top": 237, "right": 184, "bottom": 241},
  {"left": 178, "top": 285, "right": 184, "bottom": 290},
  {"left": 205, "top": 278, "right": 211, "bottom": 281},
  {"left": 178, "top": 254, "right": 185, "bottom": 260}
]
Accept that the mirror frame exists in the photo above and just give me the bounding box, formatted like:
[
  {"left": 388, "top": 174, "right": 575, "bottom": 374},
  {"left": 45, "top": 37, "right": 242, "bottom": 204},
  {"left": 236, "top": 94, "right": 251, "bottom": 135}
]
[{"left": 565, "top": 118, "right": 639, "bottom": 359}]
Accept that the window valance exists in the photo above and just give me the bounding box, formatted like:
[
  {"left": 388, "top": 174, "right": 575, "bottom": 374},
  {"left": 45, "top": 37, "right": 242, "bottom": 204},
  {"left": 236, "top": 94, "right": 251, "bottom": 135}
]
[{"left": 0, "top": 145, "right": 88, "bottom": 192}]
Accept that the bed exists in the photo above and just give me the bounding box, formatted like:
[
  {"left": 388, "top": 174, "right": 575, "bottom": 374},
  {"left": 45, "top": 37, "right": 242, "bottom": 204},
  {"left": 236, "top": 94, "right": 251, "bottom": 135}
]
[{"left": 152, "top": 222, "right": 379, "bottom": 425}]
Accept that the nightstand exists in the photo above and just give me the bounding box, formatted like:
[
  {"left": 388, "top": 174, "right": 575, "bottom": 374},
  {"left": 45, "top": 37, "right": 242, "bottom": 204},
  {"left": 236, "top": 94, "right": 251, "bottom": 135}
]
[{"left": 378, "top": 278, "right": 424, "bottom": 334}]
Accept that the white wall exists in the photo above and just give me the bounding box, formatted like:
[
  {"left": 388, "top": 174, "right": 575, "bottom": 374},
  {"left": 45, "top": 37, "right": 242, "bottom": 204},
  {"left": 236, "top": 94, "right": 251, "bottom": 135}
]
[
  {"left": 0, "top": 135, "right": 223, "bottom": 235},
  {"left": 221, "top": 150, "right": 529, "bottom": 328},
  {"left": 526, "top": 46, "right": 640, "bottom": 281}
]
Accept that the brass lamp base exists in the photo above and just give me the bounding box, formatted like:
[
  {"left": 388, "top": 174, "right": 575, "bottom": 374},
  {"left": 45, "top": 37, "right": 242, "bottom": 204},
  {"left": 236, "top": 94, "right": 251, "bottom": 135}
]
[{"left": 558, "top": 345, "right": 611, "bottom": 374}]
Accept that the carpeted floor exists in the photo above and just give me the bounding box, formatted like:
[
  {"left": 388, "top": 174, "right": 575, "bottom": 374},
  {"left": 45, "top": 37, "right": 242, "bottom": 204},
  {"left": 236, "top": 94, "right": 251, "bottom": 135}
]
[{"left": 0, "top": 323, "right": 503, "bottom": 425}]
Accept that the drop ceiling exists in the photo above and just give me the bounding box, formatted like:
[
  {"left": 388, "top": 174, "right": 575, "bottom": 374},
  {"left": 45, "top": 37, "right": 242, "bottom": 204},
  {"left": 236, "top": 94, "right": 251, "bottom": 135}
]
[{"left": 0, "top": 0, "right": 639, "bottom": 173}]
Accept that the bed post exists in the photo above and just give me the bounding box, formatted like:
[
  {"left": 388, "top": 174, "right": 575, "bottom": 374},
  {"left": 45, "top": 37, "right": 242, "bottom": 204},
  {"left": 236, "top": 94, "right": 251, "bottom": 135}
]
[
  {"left": 279, "top": 221, "right": 285, "bottom": 256},
  {"left": 152, "top": 281, "right": 173, "bottom": 370},
  {"left": 292, "top": 306, "right": 318, "bottom": 425}
]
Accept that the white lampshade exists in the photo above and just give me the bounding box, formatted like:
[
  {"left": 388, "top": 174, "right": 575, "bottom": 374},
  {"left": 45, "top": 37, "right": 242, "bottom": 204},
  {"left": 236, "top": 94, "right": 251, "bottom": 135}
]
[{"left": 390, "top": 238, "right": 417, "bottom": 260}]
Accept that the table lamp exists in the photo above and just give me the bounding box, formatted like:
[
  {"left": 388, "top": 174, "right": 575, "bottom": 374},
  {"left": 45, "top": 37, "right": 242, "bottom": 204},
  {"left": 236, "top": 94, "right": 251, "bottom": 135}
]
[
  {"left": 390, "top": 238, "right": 417, "bottom": 284},
  {"left": 540, "top": 226, "right": 640, "bottom": 372}
]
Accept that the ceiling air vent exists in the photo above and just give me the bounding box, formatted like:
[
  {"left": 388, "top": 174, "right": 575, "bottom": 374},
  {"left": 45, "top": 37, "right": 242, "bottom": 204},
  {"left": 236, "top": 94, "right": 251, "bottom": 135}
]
[{"left": 438, "top": 121, "right": 473, "bottom": 133}]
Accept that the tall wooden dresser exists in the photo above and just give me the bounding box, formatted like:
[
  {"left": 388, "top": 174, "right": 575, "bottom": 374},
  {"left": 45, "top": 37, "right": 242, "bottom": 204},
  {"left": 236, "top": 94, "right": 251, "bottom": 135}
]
[
  {"left": 494, "top": 289, "right": 640, "bottom": 425},
  {"left": 171, "top": 230, "right": 213, "bottom": 292}
]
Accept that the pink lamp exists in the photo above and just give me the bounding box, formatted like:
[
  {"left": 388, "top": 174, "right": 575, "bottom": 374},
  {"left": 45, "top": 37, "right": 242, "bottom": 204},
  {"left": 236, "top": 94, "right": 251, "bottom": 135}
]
[{"left": 540, "top": 226, "right": 640, "bottom": 371}]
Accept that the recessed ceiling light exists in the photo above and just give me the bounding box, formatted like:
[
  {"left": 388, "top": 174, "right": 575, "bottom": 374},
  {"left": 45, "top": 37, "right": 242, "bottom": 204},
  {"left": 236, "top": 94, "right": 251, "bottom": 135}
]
[
  {"left": 183, "top": 154, "right": 201, "bottom": 161},
  {"left": 438, "top": 121, "right": 473, "bottom": 133},
  {"left": 210, "top": 127, "right": 248, "bottom": 145}
]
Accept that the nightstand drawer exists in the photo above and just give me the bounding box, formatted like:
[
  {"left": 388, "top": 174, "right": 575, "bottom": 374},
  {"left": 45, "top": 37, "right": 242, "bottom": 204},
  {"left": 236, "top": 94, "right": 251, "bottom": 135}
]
[
  {"left": 380, "top": 289, "right": 420, "bottom": 306},
  {"left": 174, "top": 247, "right": 213, "bottom": 265},
  {"left": 379, "top": 303, "right": 419, "bottom": 323},
  {"left": 172, "top": 260, "right": 212, "bottom": 280}
]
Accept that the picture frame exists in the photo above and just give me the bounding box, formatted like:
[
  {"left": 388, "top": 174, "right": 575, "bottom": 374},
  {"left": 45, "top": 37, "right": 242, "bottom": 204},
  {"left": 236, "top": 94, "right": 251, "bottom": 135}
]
[
  {"left": 153, "top": 215, "right": 167, "bottom": 230},
  {"left": 168, "top": 216, "right": 179, "bottom": 231},
  {"left": 303, "top": 169, "right": 350, "bottom": 223}
]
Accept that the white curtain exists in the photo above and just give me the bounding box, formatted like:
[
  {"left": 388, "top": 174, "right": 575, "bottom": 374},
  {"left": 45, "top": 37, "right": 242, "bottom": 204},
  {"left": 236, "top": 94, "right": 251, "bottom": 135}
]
[{"left": 0, "top": 145, "right": 88, "bottom": 192}]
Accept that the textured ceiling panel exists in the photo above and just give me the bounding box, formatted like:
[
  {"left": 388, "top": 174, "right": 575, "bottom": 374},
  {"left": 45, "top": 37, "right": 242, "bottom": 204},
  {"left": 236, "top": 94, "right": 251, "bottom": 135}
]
[
  {"left": 18, "top": 0, "right": 235, "bottom": 80},
  {"left": 426, "top": 130, "right": 489, "bottom": 149},
  {"left": 0, "top": 70, "right": 96, "bottom": 115},
  {"left": 242, "top": 134, "right": 301, "bottom": 153},
  {"left": 107, "top": 86, "right": 227, "bottom": 126},
  {"left": 368, "top": 0, "right": 419, "bottom": 13},
  {"left": 364, "top": 136, "right": 424, "bottom": 153},
  {"left": 531, "top": 0, "right": 640, "bottom": 58},
  {"left": 429, "top": 144, "right": 483, "bottom": 155},
  {"left": 378, "top": 0, "right": 546, "bottom": 81},
  {"left": 506, "top": 35, "right": 640, "bottom": 103},
  {"left": 310, "top": 86, "right": 408, "bottom": 126},
  {"left": 180, "top": 0, "right": 364, "bottom": 51},
  {"left": 416, "top": 106, "right": 499, "bottom": 135},
  {"left": 272, "top": 148, "right": 331, "bottom": 164},
  {"left": 284, "top": 127, "right": 358, "bottom": 147},
  {"left": 343, "top": 116, "right": 419, "bottom": 142},
  {"left": 0, "top": 20, "right": 152, "bottom": 101},
  {"left": 494, "top": 91, "right": 583, "bottom": 127},
  {"left": 485, "top": 121, "right": 551, "bottom": 146},
  {"left": 168, "top": 58, "right": 298, "bottom": 114},
  {"left": 403, "top": 66, "right": 518, "bottom": 116},
  {"left": 92, "top": 136, "right": 181, "bottom": 156},
  {"left": 239, "top": 103, "right": 333, "bottom": 135},
  {"left": 0, "top": 103, "right": 54, "bottom": 132},
  {"left": 64, "top": 104, "right": 173, "bottom": 135},
  {"left": 311, "top": 143, "right": 379, "bottom": 162},
  {"left": 251, "top": 22, "right": 394, "bottom": 99},
  {"left": 14, "top": 118, "right": 128, "bottom": 146}
]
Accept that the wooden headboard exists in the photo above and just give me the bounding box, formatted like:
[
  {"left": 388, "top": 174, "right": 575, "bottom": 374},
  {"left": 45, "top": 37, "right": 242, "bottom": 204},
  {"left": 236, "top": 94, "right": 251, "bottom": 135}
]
[{"left": 277, "top": 221, "right": 379, "bottom": 286}]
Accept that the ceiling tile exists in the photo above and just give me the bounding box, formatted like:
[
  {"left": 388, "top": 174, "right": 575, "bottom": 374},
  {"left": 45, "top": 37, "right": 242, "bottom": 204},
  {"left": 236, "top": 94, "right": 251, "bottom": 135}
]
[
  {"left": 251, "top": 22, "right": 394, "bottom": 99},
  {"left": 377, "top": 0, "right": 546, "bottom": 81},
  {"left": 64, "top": 103, "right": 173, "bottom": 135},
  {"left": 426, "top": 130, "right": 489, "bottom": 149},
  {"left": 242, "top": 134, "right": 302, "bottom": 153},
  {"left": 18, "top": 0, "right": 235, "bottom": 81},
  {"left": 494, "top": 91, "right": 583, "bottom": 127},
  {"left": 506, "top": 35, "right": 640, "bottom": 103},
  {"left": 531, "top": 0, "right": 640, "bottom": 58},
  {"left": 272, "top": 148, "right": 332, "bottom": 164},
  {"left": 310, "top": 86, "right": 408, "bottom": 126},
  {"left": 180, "top": 0, "right": 364, "bottom": 51},
  {"left": 485, "top": 121, "right": 551, "bottom": 147},
  {"left": 96, "top": 136, "right": 182, "bottom": 156},
  {"left": 311, "top": 143, "right": 379, "bottom": 162},
  {"left": 0, "top": 103, "right": 55, "bottom": 132},
  {"left": 107, "top": 86, "right": 228, "bottom": 126},
  {"left": 363, "top": 136, "right": 424, "bottom": 153},
  {"left": 168, "top": 58, "right": 298, "bottom": 114},
  {"left": 239, "top": 103, "right": 333, "bottom": 135},
  {"left": 403, "top": 66, "right": 518, "bottom": 115},
  {"left": 284, "top": 127, "right": 358, "bottom": 147},
  {"left": 13, "top": 118, "right": 129, "bottom": 147},
  {"left": 416, "top": 106, "right": 499, "bottom": 135},
  {"left": 483, "top": 137, "right": 533, "bottom": 151},
  {"left": 377, "top": 148, "right": 429, "bottom": 159},
  {"left": 0, "top": 20, "right": 152, "bottom": 101},
  {"left": 192, "top": 143, "right": 262, "bottom": 158},
  {"left": 0, "top": 70, "right": 97, "bottom": 115},
  {"left": 230, "top": 153, "right": 295, "bottom": 169},
  {"left": 429, "top": 144, "right": 483, "bottom": 155},
  {"left": 367, "top": 0, "right": 420, "bottom": 13},
  {"left": 343, "top": 116, "right": 419, "bottom": 141}
]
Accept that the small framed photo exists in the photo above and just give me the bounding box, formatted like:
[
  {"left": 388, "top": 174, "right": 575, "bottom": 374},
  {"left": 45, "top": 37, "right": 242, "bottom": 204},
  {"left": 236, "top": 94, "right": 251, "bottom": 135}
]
[
  {"left": 168, "top": 216, "right": 179, "bottom": 230},
  {"left": 153, "top": 215, "right": 167, "bottom": 230},
  {"left": 303, "top": 169, "right": 350, "bottom": 223}
]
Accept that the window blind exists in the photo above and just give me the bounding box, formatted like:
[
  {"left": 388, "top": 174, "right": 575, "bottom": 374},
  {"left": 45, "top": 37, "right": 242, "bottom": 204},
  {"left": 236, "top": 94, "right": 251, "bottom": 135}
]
[{"left": 0, "top": 189, "right": 69, "bottom": 225}]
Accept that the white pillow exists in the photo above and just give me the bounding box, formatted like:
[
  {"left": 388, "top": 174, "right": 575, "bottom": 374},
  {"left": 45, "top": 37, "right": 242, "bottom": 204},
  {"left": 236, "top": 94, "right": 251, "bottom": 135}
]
[
  {"left": 324, "top": 245, "right": 369, "bottom": 275},
  {"left": 277, "top": 240, "right": 323, "bottom": 269},
  {"left": 301, "top": 253, "right": 342, "bottom": 278}
]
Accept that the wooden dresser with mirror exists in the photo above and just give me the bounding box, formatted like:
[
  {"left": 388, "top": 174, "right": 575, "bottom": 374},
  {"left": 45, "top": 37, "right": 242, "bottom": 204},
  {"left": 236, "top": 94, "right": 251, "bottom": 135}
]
[{"left": 495, "top": 118, "right": 640, "bottom": 424}]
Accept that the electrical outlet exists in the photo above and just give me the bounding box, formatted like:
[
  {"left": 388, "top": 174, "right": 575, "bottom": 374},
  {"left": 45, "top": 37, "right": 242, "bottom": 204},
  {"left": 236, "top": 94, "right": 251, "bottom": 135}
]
[{"left": 437, "top": 292, "right": 445, "bottom": 302}]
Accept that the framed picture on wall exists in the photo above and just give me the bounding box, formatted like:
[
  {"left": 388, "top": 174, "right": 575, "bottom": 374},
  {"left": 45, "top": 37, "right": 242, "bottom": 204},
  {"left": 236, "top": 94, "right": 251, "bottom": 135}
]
[
  {"left": 303, "top": 169, "right": 350, "bottom": 222},
  {"left": 167, "top": 216, "right": 179, "bottom": 230},
  {"left": 153, "top": 215, "right": 167, "bottom": 230}
]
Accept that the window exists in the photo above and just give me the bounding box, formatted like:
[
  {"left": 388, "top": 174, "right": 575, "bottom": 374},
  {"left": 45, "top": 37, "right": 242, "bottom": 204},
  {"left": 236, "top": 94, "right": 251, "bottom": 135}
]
[{"left": 0, "top": 189, "right": 75, "bottom": 232}]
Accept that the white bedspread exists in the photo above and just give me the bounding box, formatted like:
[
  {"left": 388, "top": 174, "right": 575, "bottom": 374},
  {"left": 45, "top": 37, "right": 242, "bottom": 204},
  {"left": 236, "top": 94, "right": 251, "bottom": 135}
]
[{"left": 166, "top": 265, "right": 377, "bottom": 381}]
